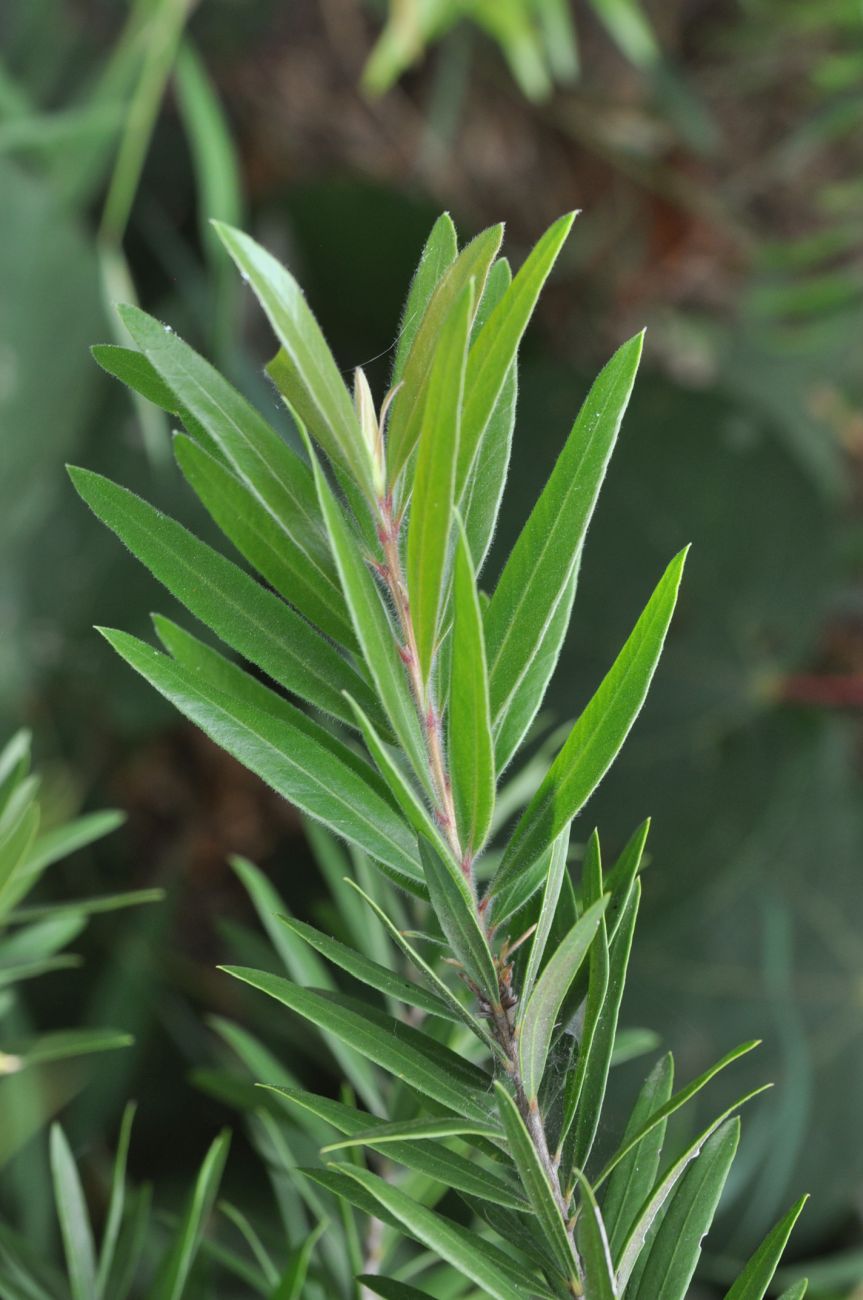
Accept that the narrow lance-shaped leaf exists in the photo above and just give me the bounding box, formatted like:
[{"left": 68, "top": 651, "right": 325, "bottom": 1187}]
[
  {"left": 495, "top": 1083, "right": 580, "bottom": 1286},
  {"left": 486, "top": 331, "right": 644, "bottom": 773},
  {"left": 517, "top": 895, "right": 609, "bottom": 1102},
  {"left": 418, "top": 837, "right": 499, "bottom": 1005},
  {"left": 96, "top": 1102, "right": 137, "bottom": 1299},
  {"left": 723, "top": 1196, "right": 809, "bottom": 1300},
  {"left": 406, "top": 281, "right": 473, "bottom": 683},
  {"left": 629, "top": 1118, "right": 739, "bottom": 1300},
  {"left": 174, "top": 432, "right": 356, "bottom": 649},
  {"left": 449, "top": 518, "right": 495, "bottom": 854},
  {"left": 303, "top": 434, "right": 431, "bottom": 793},
  {"left": 387, "top": 223, "right": 503, "bottom": 487},
  {"left": 602, "top": 1053, "right": 675, "bottom": 1259},
  {"left": 69, "top": 468, "right": 374, "bottom": 731},
  {"left": 455, "top": 212, "right": 576, "bottom": 499},
  {"left": 222, "top": 966, "right": 493, "bottom": 1122},
  {"left": 99, "top": 629, "right": 423, "bottom": 895},
  {"left": 50, "top": 1124, "right": 97, "bottom": 1300},
  {"left": 520, "top": 827, "right": 570, "bottom": 1004},
  {"left": 335, "top": 1164, "right": 533, "bottom": 1300},
  {"left": 213, "top": 222, "right": 375, "bottom": 498},
  {"left": 151, "top": 1131, "right": 231, "bottom": 1300},
  {"left": 393, "top": 213, "right": 458, "bottom": 383},
  {"left": 575, "top": 1171, "right": 618, "bottom": 1300},
  {"left": 117, "top": 306, "right": 347, "bottom": 634},
  {"left": 491, "top": 546, "right": 688, "bottom": 904}
]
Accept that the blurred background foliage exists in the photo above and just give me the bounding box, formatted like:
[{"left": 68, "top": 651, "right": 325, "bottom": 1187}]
[{"left": 1, "top": 0, "right": 862, "bottom": 1293}]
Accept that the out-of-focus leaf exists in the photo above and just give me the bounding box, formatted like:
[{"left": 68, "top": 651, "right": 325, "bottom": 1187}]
[
  {"left": 95, "top": 1102, "right": 136, "bottom": 1299},
  {"left": 151, "top": 1130, "right": 230, "bottom": 1300},
  {"left": 50, "top": 1124, "right": 96, "bottom": 1300},
  {"left": 491, "top": 548, "right": 688, "bottom": 904},
  {"left": 406, "top": 281, "right": 472, "bottom": 683}
]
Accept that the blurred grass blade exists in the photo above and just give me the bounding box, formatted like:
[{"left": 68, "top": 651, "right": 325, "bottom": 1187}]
[
  {"left": 50, "top": 1124, "right": 97, "bottom": 1300},
  {"left": 492, "top": 547, "right": 688, "bottom": 902},
  {"left": 95, "top": 1102, "right": 136, "bottom": 1299},
  {"left": 151, "top": 1130, "right": 230, "bottom": 1300},
  {"left": 449, "top": 519, "right": 495, "bottom": 853},
  {"left": 406, "top": 282, "right": 473, "bottom": 683}
]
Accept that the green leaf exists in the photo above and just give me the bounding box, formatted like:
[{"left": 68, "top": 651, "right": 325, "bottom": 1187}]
[
  {"left": 393, "top": 213, "right": 458, "bottom": 384},
  {"left": 174, "top": 433, "right": 355, "bottom": 648},
  {"left": 304, "top": 437, "right": 430, "bottom": 790},
  {"left": 595, "top": 1040, "right": 762, "bottom": 1190},
  {"left": 343, "top": 878, "right": 498, "bottom": 1050},
  {"left": 602, "top": 1053, "right": 674, "bottom": 1259},
  {"left": 212, "top": 222, "right": 374, "bottom": 497},
  {"left": 91, "top": 344, "right": 186, "bottom": 420},
  {"left": 485, "top": 332, "right": 644, "bottom": 772},
  {"left": 455, "top": 213, "right": 576, "bottom": 500},
  {"left": 604, "top": 818, "right": 650, "bottom": 940},
  {"left": 517, "top": 895, "right": 608, "bottom": 1102},
  {"left": 20, "top": 810, "right": 124, "bottom": 877},
  {"left": 724, "top": 1196, "right": 809, "bottom": 1300},
  {"left": 153, "top": 616, "right": 387, "bottom": 802},
  {"left": 95, "top": 1103, "right": 136, "bottom": 1300},
  {"left": 387, "top": 224, "right": 503, "bottom": 486},
  {"left": 276, "top": 1087, "right": 523, "bottom": 1211},
  {"left": 272, "top": 1220, "right": 327, "bottom": 1300},
  {"left": 276, "top": 914, "right": 457, "bottom": 1023},
  {"left": 50, "top": 1124, "right": 96, "bottom": 1300},
  {"left": 630, "top": 1118, "right": 739, "bottom": 1300},
  {"left": 222, "top": 967, "right": 492, "bottom": 1121},
  {"left": 100, "top": 629, "right": 423, "bottom": 894},
  {"left": 10, "top": 1028, "right": 133, "bottom": 1068},
  {"left": 418, "top": 837, "right": 499, "bottom": 1005},
  {"left": 615, "top": 1088, "right": 771, "bottom": 1289},
  {"left": 151, "top": 1130, "right": 230, "bottom": 1300},
  {"left": 776, "top": 1283, "right": 808, "bottom": 1300},
  {"left": 69, "top": 467, "right": 373, "bottom": 729},
  {"left": 574, "top": 1171, "right": 618, "bottom": 1300},
  {"left": 449, "top": 519, "right": 495, "bottom": 854},
  {"left": 520, "top": 827, "right": 569, "bottom": 1005},
  {"left": 495, "top": 1082, "right": 579, "bottom": 1285},
  {"left": 342, "top": 694, "right": 444, "bottom": 850},
  {"left": 566, "top": 880, "right": 639, "bottom": 1169},
  {"left": 406, "top": 281, "right": 473, "bottom": 683},
  {"left": 357, "top": 1278, "right": 435, "bottom": 1300},
  {"left": 335, "top": 1164, "right": 537, "bottom": 1300},
  {"left": 491, "top": 547, "right": 688, "bottom": 902}
]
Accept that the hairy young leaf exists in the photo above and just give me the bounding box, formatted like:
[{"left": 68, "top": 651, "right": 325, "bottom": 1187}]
[
  {"left": 485, "top": 332, "right": 643, "bottom": 771},
  {"left": 393, "top": 213, "right": 458, "bottom": 384},
  {"left": 517, "top": 895, "right": 608, "bottom": 1102},
  {"left": 213, "top": 222, "right": 375, "bottom": 497},
  {"left": 455, "top": 212, "right": 576, "bottom": 500},
  {"left": 491, "top": 547, "right": 688, "bottom": 903},
  {"left": 418, "top": 837, "right": 499, "bottom": 1005},
  {"left": 100, "top": 629, "right": 423, "bottom": 893},
  {"left": 724, "top": 1197, "right": 809, "bottom": 1300},
  {"left": 629, "top": 1118, "right": 739, "bottom": 1300},
  {"left": 449, "top": 519, "right": 495, "bottom": 854},
  {"left": 387, "top": 224, "right": 503, "bottom": 486},
  {"left": 406, "top": 282, "right": 473, "bottom": 682}
]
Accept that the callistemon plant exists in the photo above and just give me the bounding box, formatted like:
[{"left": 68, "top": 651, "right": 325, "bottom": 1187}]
[{"left": 73, "top": 214, "right": 808, "bottom": 1298}]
